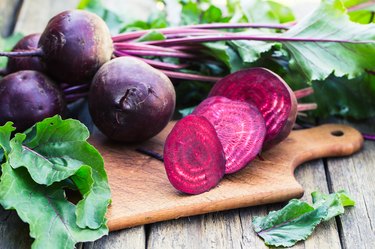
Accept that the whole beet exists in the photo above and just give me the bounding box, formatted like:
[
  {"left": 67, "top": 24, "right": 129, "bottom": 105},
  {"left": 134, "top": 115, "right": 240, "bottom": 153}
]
[
  {"left": 38, "top": 10, "right": 113, "bottom": 84},
  {"left": 89, "top": 57, "right": 176, "bottom": 142},
  {"left": 6, "top": 34, "right": 45, "bottom": 74},
  {"left": 0, "top": 70, "right": 66, "bottom": 131}
]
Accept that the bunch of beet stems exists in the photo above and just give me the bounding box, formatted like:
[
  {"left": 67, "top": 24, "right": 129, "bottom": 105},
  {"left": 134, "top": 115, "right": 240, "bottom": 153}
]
[{"left": 111, "top": 22, "right": 322, "bottom": 112}]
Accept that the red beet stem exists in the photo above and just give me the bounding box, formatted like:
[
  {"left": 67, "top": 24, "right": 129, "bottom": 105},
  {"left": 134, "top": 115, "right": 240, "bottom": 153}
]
[
  {"left": 127, "top": 56, "right": 188, "bottom": 70},
  {"left": 294, "top": 87, "right": 314, "bottom": 99},
  {"left": 0, "top": 48, "right": 43, "bottom": 57},
  {"left": 145, "top": 35, "right": 371, "bottom": 46},
  {"left": 120, "top": 49, "right": 198, "bottom": 58},
  {"left": 184, "top": 23, "right": 291, "bottom": 30},
  {"left": 112, "top": 28, "right": 219, "bottom": 42},
  {"left": 114, "top": 42, "right": 180, "bottom": 52},
  {"left": 348, "top": 1, "right": 375, "bottom": 12},
  {"left": 63, "top": 83, "right": 90, "bottom": 94},
  {"left": 297, "top": 103, "right": 318, "bottom": 111},
  {"left": 160, "top": 70, "right": 221, "bottom": 82},
  {"left": 112, "top": 23, "right": 291, "bottom": 42}
]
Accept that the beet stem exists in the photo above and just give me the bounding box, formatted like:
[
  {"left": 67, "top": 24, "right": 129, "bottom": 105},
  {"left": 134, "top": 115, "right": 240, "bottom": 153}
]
[
  {"left": 116, "top": 54, "right": 188, "bottom": 70},
  {"left": 0, "top": 48, "right": 43, "bottom": 57},
  {"left": 63, "top": 83, "right": 90, "bottom": 94},
  {"left": 362, "top": 133, "right": 375, "bottom": 141},
  {"left": 184, "top": 23, "right": 291, "bottom": 30},
  {"left": 135, "top": 147, "right": 164, "bottom": 162},
  {"left": 294, "top": 87, "right": 314, "bottom": 99},
  {"left": 112, "top": 28, "right": 220, "bottom": 42},
  {"left": 297, "top": 103, "right": 318, "bottom": 111},
  {"left": 119, "top": 49, "right": 198, "bottom": 58},
  {"left": 145, "top": 35, "right": 373, "bottom": 46},
  {"left": 114, "top": 42, "right": 180, "bottom": 53},
  {"left": 160, "top": 70, "right": 221, "bottom": 82},
  {"left": 112, "top": 23, "right": 291, "bottom": 42},
  {"left": 348, "top": 1, "right": 375, "bottom": 12},
  {"left": 64, "top": 92, "right": 88, "bottom": 102}
]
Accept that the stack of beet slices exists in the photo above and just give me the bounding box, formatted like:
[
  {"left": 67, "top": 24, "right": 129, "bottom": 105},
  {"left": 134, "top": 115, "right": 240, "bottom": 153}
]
[{"left": 164, "top": 68, "right": 299, "bottom": 194}]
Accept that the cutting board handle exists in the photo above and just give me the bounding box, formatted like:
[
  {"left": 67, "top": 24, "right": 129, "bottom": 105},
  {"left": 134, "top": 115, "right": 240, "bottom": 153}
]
[{"left": 268, "top": 124, "right": 364, "bottom": 171}]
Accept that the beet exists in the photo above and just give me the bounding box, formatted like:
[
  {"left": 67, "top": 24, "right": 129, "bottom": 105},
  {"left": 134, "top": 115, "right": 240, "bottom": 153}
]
[
  {"left": 192, "top": 96, "right": 266, "bottom": 174},
  {"left": 38, "top": 10, "right": 113, "bottom": 84},
  {"left": 89, "top": 57, "right": 176, "bottom": 142},
  {"left": 164, "top": 115, "right": 226, "bottom": 194},
  {"left": 6, "top": 34, "right": 45, "bottom": 74},
  {"left": 209, "top": 68, "right": 297, "bottom": 149},
  {"left": 0, "top": 70, "right": 66, "bottom": 131}
]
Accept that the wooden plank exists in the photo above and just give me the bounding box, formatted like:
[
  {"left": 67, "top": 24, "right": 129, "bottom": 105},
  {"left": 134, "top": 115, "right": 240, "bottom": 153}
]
[
  {"left": 0, "top": 0, "right": 22, "bottom": 37},
  {"left": 326, "top": 140, "right": 375, "bottom": 248},
  {"left": 147, "top": 160, "right": 343, "bottom": 248},
  {"left": 84, "top": 226, "right": 146, "bottom": 249},
  {"left": 90, "top": 123, "right": 362, "bottom": 231}
]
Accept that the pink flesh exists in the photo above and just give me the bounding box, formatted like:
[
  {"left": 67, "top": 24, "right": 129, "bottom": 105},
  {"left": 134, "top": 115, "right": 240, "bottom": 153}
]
[
  {"left": 193, "top": 96, "right": 266, "bottom": 174},
  {"left": 209, "top": 67, "right": 297, "bottom": 148},
  {"left": 163, "top": 115, "right": 226, "bottom": 194}
]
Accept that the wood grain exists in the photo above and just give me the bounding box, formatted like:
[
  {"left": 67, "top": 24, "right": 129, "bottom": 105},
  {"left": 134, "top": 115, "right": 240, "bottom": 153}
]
[
  {"left": 326, "top": 141, "right": 375, "bottom": 249},
  {"left": 147, "top": 160, "right": 343, "bottom": 249},
  {"left": 89, "top": 122, "right": 363, "bottom": 231}
]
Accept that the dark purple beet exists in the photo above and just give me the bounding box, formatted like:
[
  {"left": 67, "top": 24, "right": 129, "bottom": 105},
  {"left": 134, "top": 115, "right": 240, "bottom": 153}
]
[
  {"left": 0, "top": 70, "right": 66, "bottom": 131},
  {"left": 6, "top": 34, "right": 45, "bottom": 74},
  {"left": 38, "top": 10, "right": 113, "bottom": 84},
  {"left": 209, "top": 68, "right": 297, "bottom": 149},
  {"left": 193, "top": 96, "right": 266, "bottom": 174},
  {"left": 164, "top": 115, "right": 226, "bottom": 194},
  {"left": 89, "top": 57, "right": 176, "bottom": 142}
]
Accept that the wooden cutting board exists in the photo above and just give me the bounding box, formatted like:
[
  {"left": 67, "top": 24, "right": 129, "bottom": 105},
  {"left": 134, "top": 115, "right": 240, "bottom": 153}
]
[{"left": 89, "top": 123, "right": 363, "bottom": 232}]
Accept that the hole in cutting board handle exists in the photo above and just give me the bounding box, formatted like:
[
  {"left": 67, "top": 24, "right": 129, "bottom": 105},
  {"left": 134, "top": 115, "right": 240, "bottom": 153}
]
[{"left": 331, "top": 130, "right": 344, "bottom": 137}]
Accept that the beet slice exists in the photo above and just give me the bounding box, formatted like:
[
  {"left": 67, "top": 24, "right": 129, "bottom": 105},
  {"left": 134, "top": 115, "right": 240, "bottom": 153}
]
[
  {"left": 209, "top": 67, "right": 297, "bottom": 149},
  {"left": 193, "top": 96, "right": 266, "bottom": 174},
  {"left": 164, "top": 115, "right": 226, "bottom": 194}
]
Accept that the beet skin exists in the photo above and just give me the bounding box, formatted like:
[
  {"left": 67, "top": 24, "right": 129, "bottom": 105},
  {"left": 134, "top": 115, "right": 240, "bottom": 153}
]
[
  {"left": 89, "top": 57, "right": 176, "bottom": 143},
  {"left": 7, "top": 34, "right": 45, "bottom": 74},
  {"left": 38, "top": 10, "right": 113, "bottom": 84},
  {"left": 0, "top": 70, "right": 66, "bottom": 131}
]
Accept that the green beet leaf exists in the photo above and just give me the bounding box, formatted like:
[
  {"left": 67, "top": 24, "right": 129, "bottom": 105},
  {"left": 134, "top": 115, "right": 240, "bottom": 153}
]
[
  {"left": 0, "top": 122, "right": 16, "bottom": 162},
  {"left": 7, "top": 116, "right": 111, "bottom": 229},
  {"left": 281, "top": 0, "right": 375, "bottom": 81},
  {"left": 0, "top": 162, "right": 107, "bottom": 249},
  {"left": 253, "top": 199, "right": 327, "bottom": 247},
  {"left": 253, "top": 191, "right": 355, "bottom": 247},
  {"left": 312, "top": 190, "right": 355, "bottom": 221}
]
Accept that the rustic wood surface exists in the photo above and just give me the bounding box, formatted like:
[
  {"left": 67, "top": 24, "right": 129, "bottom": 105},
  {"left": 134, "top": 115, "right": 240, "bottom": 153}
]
[
  {"left": 90, "top": 123, "right": 363, "bottom": 231},
  {"left": 1, "top": 1, "right": 374, "bottom": 248}
]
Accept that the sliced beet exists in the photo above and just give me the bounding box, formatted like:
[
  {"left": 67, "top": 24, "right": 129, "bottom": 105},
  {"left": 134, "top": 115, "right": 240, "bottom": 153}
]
[
  {"left": 192, "top": 96, "right": 266, "bottom": 174},
  {"left": 163, "top": 115, "right": 226, "bottom": 194},
  {"left": 209, "top": 67, "right": 297, "bottom": 149}
]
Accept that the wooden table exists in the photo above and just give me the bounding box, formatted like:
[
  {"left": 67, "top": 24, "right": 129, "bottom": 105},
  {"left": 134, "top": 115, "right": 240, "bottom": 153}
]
[{"left": 1, "top": 1, "right": 374, "bottom": 248}]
